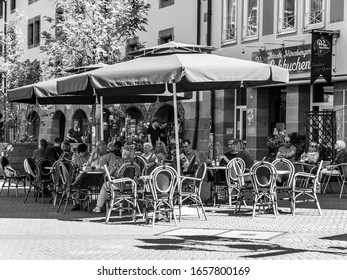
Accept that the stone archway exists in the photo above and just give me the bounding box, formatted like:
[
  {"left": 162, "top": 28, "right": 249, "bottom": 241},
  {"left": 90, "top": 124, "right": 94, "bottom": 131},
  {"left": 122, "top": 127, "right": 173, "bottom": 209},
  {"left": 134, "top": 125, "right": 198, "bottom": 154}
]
[
  {"left": 147, "top": 101, "right": 185, "bottom": 122},
  {"left": 72, "top": 109, "right": 89, "bottom": 141},
  {"left": 51, "top": 110, "right": 66, "bottom": 141}
]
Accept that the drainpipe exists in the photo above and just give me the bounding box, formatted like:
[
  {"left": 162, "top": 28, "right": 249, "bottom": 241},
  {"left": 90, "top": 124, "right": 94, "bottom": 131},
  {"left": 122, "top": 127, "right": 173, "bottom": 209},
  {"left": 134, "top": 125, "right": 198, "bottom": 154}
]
[
  {"left": 192, "top": 0, "right": 201, "bottom": 150},
  {"left": 207, "top": 0, "right": 215, "bottom": 158}
]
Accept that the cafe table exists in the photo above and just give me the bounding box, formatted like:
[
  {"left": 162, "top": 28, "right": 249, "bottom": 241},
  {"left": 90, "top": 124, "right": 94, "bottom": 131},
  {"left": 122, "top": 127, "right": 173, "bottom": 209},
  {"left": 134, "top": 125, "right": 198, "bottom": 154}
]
[
  {"left": 206, "top": 165, "right": 227, "bottom": 207},
  {"left": 79, "top": 170, "right": 105, "bottom": 204}
]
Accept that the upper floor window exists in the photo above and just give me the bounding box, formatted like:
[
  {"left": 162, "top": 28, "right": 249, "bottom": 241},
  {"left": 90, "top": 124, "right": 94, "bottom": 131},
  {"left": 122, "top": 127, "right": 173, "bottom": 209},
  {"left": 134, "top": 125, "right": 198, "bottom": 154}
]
[
  {"left": 304, "top": 0, "right": 325, "bottom": 30},
  {"left": 29, "top": 0, "right": 39, "bottom": 5},
  {"left": 126, "top": 37, "right": 140, "bottom": 55},
  {"left": 28, "top": 16, "right": 41, "bottom": 48},
  {"left": 10, "top": 0, "right": 16, "bottom": 12},
  {"left": 242, "top": 0, "right": 259, "bottom": 40},
  {"left": 0, "top": 2, "right": 3, "bottom": 19},
  {"left": 278, "top": 0, "right": 296, "bottom": 34},
  {"left": 158, "top": 27, "right": 174, "bottom": 44},
  {"left": 159, "top": 0, "right": 175, "bottom": 9},
  {"left": 222, "top": 0, "right": 237, "bottom": 44}
]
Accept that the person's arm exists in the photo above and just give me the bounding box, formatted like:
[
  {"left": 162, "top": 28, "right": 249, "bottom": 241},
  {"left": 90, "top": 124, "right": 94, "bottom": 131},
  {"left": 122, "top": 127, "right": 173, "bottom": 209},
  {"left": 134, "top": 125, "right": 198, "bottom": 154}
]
[
  {"left": 67, "top": 130, "right": 77, "bottom": 142},
  {"left": 147, "top": 134, "right": 152, "bottom": 144},
  {"left": 286, "top": 146, "right": 296, "bottom": 159}
]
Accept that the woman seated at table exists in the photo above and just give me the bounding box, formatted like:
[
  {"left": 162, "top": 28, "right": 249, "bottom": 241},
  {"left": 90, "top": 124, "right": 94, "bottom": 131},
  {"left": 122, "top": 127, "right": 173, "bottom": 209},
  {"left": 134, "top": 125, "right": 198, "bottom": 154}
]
[
  {"left": 154, "top": 140, "right": 168, "bottom": 164},
  {"left": 140, "top": 142, "right": 157, "bottom": 164},
  {"left": 92, "top": 144, "right": 137, "bottom": 213},
  {"left": 321, "top": 140, "right": 346, "bottom": 173},
  {"left": 299, "top": 142, "right": 319, "bottom": 164}
]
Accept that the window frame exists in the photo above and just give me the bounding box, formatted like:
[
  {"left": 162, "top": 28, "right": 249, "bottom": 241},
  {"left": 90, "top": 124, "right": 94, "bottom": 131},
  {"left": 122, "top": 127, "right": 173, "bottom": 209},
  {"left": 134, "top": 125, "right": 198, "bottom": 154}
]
[
  {"left": 27, "top": 15, "right": 41, "bottom": 48},
  {"left": 242, "top": 0, "right": 259, "bottom": 41},
  {"left": 304, "top": 0, "right": 325, "bottom": 30},
  {"left": 278, "top": 0, "right": 297, "bottom": 35},
  {"left": 159, "top": 0, "right": 175, "bottom": 9},
  {"left": 222, "top": 0, "right": 237, "bottom": 45},
  {"left": 158, "top": 27, "right": 174, "bottom": 44}
]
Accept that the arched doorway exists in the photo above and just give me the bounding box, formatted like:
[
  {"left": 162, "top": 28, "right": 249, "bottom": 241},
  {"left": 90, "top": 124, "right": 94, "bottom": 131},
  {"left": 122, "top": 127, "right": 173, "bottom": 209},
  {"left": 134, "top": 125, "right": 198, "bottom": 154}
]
[
  {"left": 123, "top": 106, "right": 145, "bottom": 144},
  {"left": 72, "top": 109, "right": 89, "bottom": 142},
  {"left": 26, "top": 110, "right": 40, "bottom": 141},
  {"left": 52, "top": 110, "right": 66, "bottom": 141}
]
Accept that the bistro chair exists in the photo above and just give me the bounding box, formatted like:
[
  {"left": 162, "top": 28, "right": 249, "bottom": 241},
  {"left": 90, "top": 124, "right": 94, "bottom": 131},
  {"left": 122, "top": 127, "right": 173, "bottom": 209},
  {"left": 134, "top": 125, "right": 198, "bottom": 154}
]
[
  {"left": 225, "top": 158, "right": 253, "bottom": 214},
  {"left": 51, "top": 159, "right": 76, "bottom": 207},
  {"left": 104, "top": 162, "right": 141, "bottom": 223},
  {"left": 178, "top": 162, "right": 207, "bottom": 221},
  {"left": 250, "top": 161, "right": 278, "bottom": 218},
  {"left": 23, "top": 157, "right": 54, "bottom": 203},
  {"left": 144, "top": 165, "right": 178, "bottom": 227},
  {"left": 292, "top": 160, "right": 324, "bottom": 215},
  {"left": 0, "top": 156, "right": 27, "bottom": 197},
  {"left": 321, "top": 163, "right": 347, "bottom": 198},
  {"left": 272, "top": 158, "right": 295, "bottom": 213}
]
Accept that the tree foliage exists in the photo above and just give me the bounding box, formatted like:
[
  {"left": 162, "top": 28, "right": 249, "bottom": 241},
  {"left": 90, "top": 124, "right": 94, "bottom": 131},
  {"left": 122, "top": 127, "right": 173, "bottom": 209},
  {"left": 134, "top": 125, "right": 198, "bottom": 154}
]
[{"left": 41, "top": 0, "right": 150, "bottom": 78}]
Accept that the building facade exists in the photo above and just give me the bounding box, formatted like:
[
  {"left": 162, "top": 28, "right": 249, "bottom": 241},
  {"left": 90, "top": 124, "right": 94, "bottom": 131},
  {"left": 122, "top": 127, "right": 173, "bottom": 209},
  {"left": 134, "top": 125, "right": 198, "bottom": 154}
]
[{"left": 1, "top": 0, "right": 347, "bottom": 161}]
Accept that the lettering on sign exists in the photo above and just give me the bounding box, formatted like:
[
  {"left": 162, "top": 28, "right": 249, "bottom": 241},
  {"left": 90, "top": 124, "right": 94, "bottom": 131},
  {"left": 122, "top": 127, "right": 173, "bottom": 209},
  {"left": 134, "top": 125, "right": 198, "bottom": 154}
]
[{"left": 252, "top": 44, "right": 311, "bottom": 73}]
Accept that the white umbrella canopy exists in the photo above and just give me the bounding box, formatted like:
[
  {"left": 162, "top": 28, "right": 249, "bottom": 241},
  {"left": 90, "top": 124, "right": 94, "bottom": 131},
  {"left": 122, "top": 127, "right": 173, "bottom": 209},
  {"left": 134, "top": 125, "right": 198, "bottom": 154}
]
[
  {"left": 127, "top": 41, "right": 218, "bottom": 57},
  {"left": 57, "top": 46, "right": 290, "bottom": 175}
]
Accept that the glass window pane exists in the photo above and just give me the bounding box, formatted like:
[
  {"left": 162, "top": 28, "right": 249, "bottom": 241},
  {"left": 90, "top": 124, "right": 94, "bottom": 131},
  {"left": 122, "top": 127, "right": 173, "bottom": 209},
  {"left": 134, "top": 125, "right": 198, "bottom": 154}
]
[{"left": 222, "top": 0, "right": 237, "bottom": 41}]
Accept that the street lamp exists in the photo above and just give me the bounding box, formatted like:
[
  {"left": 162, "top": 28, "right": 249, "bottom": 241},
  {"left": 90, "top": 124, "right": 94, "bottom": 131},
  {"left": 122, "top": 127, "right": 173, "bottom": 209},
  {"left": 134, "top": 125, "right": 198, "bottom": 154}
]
[{"left": 0, "top": 0, "right": 7, "bottom": 142}]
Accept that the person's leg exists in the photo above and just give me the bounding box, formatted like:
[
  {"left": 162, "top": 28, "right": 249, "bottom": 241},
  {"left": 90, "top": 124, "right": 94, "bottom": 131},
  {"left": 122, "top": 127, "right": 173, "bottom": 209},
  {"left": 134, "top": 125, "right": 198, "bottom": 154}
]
[{"left": 93, "top": 182, "right": 110, "bottom": 212}]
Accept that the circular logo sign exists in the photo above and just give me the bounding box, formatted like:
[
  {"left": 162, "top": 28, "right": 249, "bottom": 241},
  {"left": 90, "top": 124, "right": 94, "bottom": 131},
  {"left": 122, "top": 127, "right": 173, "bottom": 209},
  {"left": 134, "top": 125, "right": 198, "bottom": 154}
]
[{"left": 313, "top": 36, "right": 331, "bottom": 56}]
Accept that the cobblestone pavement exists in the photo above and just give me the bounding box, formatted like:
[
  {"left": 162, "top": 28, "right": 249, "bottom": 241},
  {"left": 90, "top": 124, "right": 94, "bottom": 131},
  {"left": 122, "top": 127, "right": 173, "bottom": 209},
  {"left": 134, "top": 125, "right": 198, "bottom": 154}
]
[{"left": 1, "top": 183, "right": 347, "bottom": 260}]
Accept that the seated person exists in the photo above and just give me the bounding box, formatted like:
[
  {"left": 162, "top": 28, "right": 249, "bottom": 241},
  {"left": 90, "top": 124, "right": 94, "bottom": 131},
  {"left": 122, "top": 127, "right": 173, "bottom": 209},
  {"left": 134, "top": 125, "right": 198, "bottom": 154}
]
[
  {"left": 219, "top": 139, "right": 238, "bottom": 166},
  {"left": 71, "top": 143, "right": 90, "bottom": 170},
  {"left": 70, "top": 140, "right": 118, "bottom": 211},
  {"left": 180, "top": 139, "right": 200, "bottom": 175},
  {"left": 321, "top": 140, "right": 346, "bottom": 172},
  {"left": 300, "top": 142, "right": 319, "bottom": 164},
  {"left": 59, "top": 140, "right": 73, "bottom": 161},
  {"left": 1, "top": 156, "right": 19, "bottom": 177},
  {"left": 141, "top": 142, "right": 157, "bottom": 164},
  {"left": 92, "top": 145, "right": 137, "bottom": 213},
  {"left": 225, "top": 139, "right": 254, "bottom": 170},
  {"left": 276, "top": 136, "right": 297, "bottom": 162},
  {"left": 154, "top": 140, "right": 168, "bottom": 164},
  {"left": 45, "top": 137, "right": 63, "bottom": 162},
  {"left": 32, "top": 139, "right": 48, "bottom": 162}
]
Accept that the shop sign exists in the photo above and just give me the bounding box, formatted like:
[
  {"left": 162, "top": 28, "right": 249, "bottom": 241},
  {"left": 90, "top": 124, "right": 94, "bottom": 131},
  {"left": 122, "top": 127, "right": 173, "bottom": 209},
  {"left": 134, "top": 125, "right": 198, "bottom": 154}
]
[
  {"left": 311, "top": 32, "right": 333, "bottom": 85},
  {"left": 252, "top": 44, "right": 311, "bottom": 74}
]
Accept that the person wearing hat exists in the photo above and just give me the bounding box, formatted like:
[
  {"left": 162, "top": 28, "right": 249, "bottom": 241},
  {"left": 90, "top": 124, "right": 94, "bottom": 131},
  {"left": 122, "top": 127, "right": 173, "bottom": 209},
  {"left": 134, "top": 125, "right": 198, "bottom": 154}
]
[{"left": 67, "top": 120, "right": 83, "bottom": 143}]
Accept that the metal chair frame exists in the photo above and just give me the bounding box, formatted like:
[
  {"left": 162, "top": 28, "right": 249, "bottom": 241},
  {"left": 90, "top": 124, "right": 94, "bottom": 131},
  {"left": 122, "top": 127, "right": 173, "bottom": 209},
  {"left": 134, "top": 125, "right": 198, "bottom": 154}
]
[
  {"left": 179, "top": 162, "right": 207, "bottom": 221},
  {"left": 0, "top": 156, "right": 27, "bottom": 196},
  {"left": 292, "top": 160, "right": 324, "bottom": 215},
  {"left": 144, "top": 165, "right": 178, "bottom": 227},
  {"left": 225, "top": 158, "right": 253, "bottom": 213},
  {"left": 250, "top": 161, "right": 278, "bottom": 218},
  {"left": 23, "top": 158, "right": 54, "bottom": 203},
  {"left": 104, "top": 162, "right": 141, "bottom": 223},
  {"left": 272, "top": 158, "right": 295, "bottom": 213}
]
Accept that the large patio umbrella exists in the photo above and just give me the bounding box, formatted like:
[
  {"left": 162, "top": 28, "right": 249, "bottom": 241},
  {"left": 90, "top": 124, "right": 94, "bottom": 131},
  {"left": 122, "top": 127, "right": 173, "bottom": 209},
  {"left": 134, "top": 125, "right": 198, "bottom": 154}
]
[
  {"left": 7, "top": 77, "right": 95, "bottom": 105},
  {"left": 57, "top": 47, "right": 289, "bottom": 175}
]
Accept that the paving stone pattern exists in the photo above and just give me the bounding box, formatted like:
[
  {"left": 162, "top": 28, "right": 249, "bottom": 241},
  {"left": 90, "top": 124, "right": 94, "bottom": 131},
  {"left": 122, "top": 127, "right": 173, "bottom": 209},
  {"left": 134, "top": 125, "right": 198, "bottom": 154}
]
[{"left": 1, "top": 183, "right": 347, "bottom": 260}]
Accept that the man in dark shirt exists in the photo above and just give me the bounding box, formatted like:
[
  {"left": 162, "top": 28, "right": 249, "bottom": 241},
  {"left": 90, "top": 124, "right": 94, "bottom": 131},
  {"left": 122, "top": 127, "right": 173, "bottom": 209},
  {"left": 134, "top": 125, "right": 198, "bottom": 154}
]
[
  {"left": 45, "top": 137, "right": 63, "bottom": 162},
  {"left": 219, "top": 139, "right": 238, "bottom": 166},
  {"left": 147, "top": 119, "right": 160, "bottom": 147}
]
